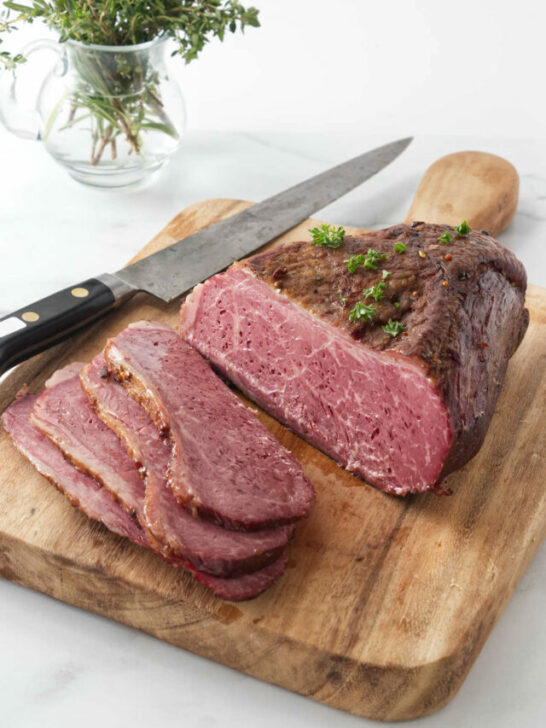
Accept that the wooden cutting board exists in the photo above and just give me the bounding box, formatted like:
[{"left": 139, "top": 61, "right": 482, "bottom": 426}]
[{"left": 0, "top": 152, "right": 544, "bottom": 722}]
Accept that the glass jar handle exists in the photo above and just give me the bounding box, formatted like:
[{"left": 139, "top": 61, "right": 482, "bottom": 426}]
[{"left": 0, "top": 39, "right": 66, "bottom": 140}]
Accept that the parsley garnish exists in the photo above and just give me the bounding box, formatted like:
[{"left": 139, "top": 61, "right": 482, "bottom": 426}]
[
  {"left": 381, "top": 269, "right": 392, "bottom": 280},
  {"left": 438, "top": 230, "right": 453, "bottom": 244},
  {"left": 394, "top": 242, "right": 407, "bottom": 254},
  {"left": 393, "top": 301, "right": 400, "bottom": 309},
  {"left": 339, "top": 293, "right": 347, "bottom": 304},
  {"left": 309, "top": 224, "right": 345, "bottom": 248},
  {"left": 345, "top": 249, "right": 387, "bottom": 274},
  {"left": 363, "top": 281, "right": 386, "bottom": 302},
  {"left": 383, "top": 319, "right": 405, "bottom": 337},
  {"left": 349, "top": 302, "right": 377, "bottom": 323},
  {"left": 454, "top": 220, "right": 471, "bottom": 235},
  {"left": 363, "top": 248, "right": 387, "bottom": 270},
  {"left": 345, "top": 254, "right": 365, "bottom": 274}
]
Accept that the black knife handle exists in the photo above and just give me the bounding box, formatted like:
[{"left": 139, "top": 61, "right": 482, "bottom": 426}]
[{"left": 0, "top": 275, "right": 136, "bottom": 375}]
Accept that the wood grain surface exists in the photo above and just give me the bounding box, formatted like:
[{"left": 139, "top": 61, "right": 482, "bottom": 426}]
[
  {"left": 0, "top": 161, "right": 545, "bottom": 721},
  {"left": 405, "top": 151, "right": 519, "bottom": 236}
]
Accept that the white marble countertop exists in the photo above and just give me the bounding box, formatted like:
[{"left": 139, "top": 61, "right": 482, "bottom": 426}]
[{"left": 0, "top": 127, "right": 544, "bottom": 728}]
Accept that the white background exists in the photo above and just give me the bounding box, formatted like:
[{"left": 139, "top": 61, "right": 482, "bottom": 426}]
[{"left": 1, "top": 1, "right": 545, "bottom": 727}]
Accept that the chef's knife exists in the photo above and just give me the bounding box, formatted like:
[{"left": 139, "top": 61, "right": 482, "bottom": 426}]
[{"left": 0, "top": 137, "right": 412, "bottom": 375}]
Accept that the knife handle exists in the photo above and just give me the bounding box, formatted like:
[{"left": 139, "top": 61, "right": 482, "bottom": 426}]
[{"left": 0, "top": 275, "right": 136, "bottom": 376}]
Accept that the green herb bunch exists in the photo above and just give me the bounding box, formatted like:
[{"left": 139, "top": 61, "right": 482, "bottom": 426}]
[
  {"left": 0, "top": 1, "right": 260, "bottom": 164},
  {"left": 1, "top": 1, "right": 260, "bottom": 65}
]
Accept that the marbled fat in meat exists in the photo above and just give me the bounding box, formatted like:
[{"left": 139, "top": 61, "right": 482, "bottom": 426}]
[
  {"left": 81, "top": 354, "right": 294, "bottom": 577},
  {"left": 104, "top": 321, "right": 314, "bottom": 530},
  {"left": 180, "top": 223, "right": 528, "bottom": 495}
]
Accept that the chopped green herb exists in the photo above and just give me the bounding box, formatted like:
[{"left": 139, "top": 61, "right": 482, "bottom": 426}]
[
  {"left": 339, "top": 293, "right": 347, "bottom": 304},
  {"left": 383, "top": 319, "right": 405, "bottom": 337},
  {"left": 381, "top": 269, "right": 392, "bottom": 280},
  {"left": 349, "top": 302, "right": 377, "bottom": 323},
  {"left": 309, "top": 224, "right": 345, "bottom": 248},
  {"left": 345, "top": 249, "right": 388, "bottom": 274},
  {"left": 454, "top": 220, "right": 471, "bottom": 235},
  {"left": 363, "top": 281, "right": 386, "bottom": 302},
  {"left": 438, "top": 230, "right": 453, "bottom": 244},
  {"left": 393, "top": 301, "right": 400, "bottom": 309},
  {"left": 394, "top": 242, "right": 407, "bottom": 254},
  {"left": 363, "top": 248, "right": 387, "bottom": 270},
  {"left": 344, "top": 254, "right": 365, "bottom": 274}
]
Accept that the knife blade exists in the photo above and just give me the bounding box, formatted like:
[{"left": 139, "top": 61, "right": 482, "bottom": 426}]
[{"left": 0, "top": 137, "right": 412, "bottom": 375}]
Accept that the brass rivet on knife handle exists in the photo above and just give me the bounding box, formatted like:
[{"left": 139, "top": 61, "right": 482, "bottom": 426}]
[
  {"left": 21, "top": 311, "right": 39, "bottom": 322},
  {"left": 405, "top": 151, "right": 519, "bottom": 237},
  {"left": 71, "top": 287, "right": 90, "bottom": 298}
]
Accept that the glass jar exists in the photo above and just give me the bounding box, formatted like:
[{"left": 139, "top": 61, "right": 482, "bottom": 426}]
[{"left": 0, "top": 36, "right": 186, "bottom": 188}]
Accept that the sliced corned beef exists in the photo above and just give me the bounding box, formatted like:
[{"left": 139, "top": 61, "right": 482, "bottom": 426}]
[
  {"left": 81, "top": 354, "right": 294, "bottom": 577},
  {"left": 104, "top": 321, "right": 315, "bottom": 531},
  {"left": 180, "top": 223, "right": 528, "bottom": 495},
  {"left": 2, "top": 389, "right": 289, "bottom": 600},
  {"left": 187, "top": 547, "right": 288, "bottom": 601},
  {"left": 31, "top": 372, "right": 146, "bottom": 521},
  {"left": 1, "top": 394, "right": 147, "bottom": 546}
]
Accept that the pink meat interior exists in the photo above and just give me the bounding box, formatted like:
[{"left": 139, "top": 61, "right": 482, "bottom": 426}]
[
  {"left": 105, "top": 322, "right": 314, "bottom": 529},
  {"left": 181, "top": 268, "right": 453, "bottom": 495}
]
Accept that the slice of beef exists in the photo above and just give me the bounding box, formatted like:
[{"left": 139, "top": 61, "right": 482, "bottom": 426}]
[
  {"left": 187, "top": 547, "right": 288, "bottom": 601},
  {"left": 31, "top": 372, "right": 146, "bottom": 521},
  {"left": 44, "top": 361, "right": 87, "bottom": 389},
  {"left": 104, "top": 321, "right": 314, "bottom": 531},
  {"left": 1, "top": 394, "right": 147, "bottom": 546},
  {"left": 81, "top": 354, "right": 294, "bottom": 576},
  {"left": 180, "top": 222, "right": 528, "bottom": 495},
  {"left": 2, "top": 393, "right": 288, "bottom": 600}
]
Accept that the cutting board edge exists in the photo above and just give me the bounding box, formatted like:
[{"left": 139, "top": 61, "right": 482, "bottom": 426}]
[{"left": 0, "top": 524, "right": 506, "bottom": 722}]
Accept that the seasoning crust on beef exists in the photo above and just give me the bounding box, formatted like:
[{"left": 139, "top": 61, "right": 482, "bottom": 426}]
[{"left": 245, "top": 223, "right": 527, "bottom": 373}]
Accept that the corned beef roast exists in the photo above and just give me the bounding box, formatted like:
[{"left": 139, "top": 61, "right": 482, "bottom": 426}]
[
  {"left": 180, "top": 222, "right": 528, "bottom": 495},
  {"left": 104, "top": 321, "right": 315, "bottom": 530}
]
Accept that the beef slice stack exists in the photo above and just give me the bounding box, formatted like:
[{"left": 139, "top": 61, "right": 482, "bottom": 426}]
[{"left": 2, "top": 321, "right": 314, "bottom": 601}]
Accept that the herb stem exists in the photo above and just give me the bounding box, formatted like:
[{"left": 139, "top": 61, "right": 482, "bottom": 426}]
[
  {"left": 91, "top": 124, "right": 114, "bottom": 165},
  {"left": 84, "top": 0, "right": 119, "bottom": 45}
]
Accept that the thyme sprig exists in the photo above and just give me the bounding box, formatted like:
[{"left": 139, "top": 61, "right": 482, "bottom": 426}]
[{"left": 1, "top": 2, "right": 260, "bottom": 62}]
